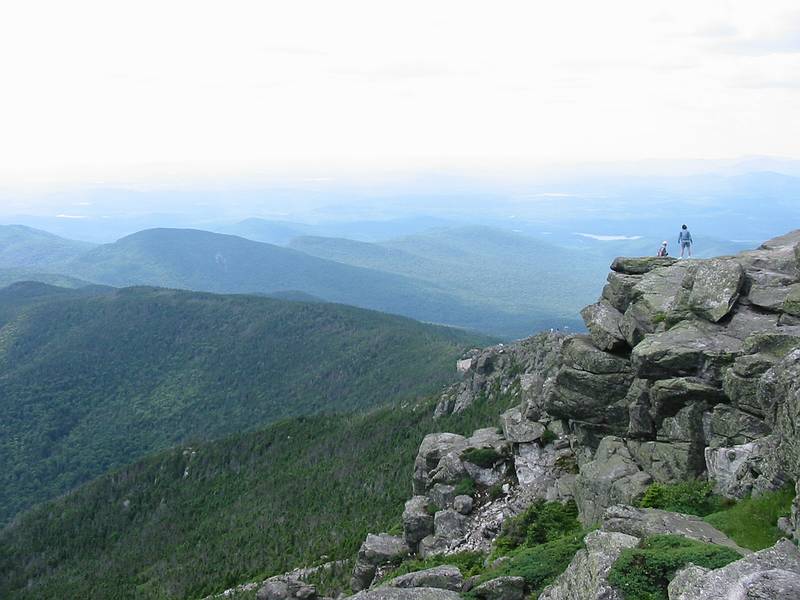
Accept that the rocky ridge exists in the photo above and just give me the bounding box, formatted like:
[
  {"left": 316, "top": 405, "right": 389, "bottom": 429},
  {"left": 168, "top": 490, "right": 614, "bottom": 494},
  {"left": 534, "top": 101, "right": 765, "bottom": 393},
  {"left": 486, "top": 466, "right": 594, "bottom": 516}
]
[{"left": 252, "top": 231, "right": 800, "bottom": 600}]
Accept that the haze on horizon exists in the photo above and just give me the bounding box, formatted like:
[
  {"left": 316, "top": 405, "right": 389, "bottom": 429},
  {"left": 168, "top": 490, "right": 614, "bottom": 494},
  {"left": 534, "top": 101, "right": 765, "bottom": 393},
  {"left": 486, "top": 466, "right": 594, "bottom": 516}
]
[{"left": 2, "top": 0, "right": 800, "bottom": 194}]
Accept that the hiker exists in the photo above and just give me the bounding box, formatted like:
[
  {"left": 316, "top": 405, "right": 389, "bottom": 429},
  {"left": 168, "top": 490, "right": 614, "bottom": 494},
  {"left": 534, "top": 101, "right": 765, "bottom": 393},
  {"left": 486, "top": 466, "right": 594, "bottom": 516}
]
[
  {"left": 678, "top": 224, "right": 693, "bottom": 258},
  {"left": 656, "top": 241, "right": 669, "bottom": 257}
]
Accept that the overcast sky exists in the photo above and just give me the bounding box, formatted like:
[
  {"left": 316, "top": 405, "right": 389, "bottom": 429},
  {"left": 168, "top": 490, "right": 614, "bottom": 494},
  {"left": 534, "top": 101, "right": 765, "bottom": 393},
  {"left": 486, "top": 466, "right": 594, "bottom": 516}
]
[{"left": 1, "top": 0, "right": 799, "bottom": 187}]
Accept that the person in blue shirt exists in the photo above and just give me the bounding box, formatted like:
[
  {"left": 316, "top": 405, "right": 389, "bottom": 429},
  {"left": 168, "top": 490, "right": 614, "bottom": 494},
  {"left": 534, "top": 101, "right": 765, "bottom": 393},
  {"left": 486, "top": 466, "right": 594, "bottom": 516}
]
[{"left": 678, "top": 224, "right": 693, "bottom": 258}]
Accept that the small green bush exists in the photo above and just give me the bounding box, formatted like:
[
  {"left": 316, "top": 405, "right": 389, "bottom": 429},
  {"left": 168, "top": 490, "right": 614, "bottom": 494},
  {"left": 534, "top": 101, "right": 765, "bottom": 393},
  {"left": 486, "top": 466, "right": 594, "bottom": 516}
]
[
  {"left": 704, "top": 483, "right": 795, "bottom": 550},
  {"left": 608, "top": 534, "right": 741, "bottom": 600},
  {"left": 462, "top": 447, "right": 503, "bottom": 468},
  {"left": 539, "top": 430, "right": 557, "bottom": 446},
  {"left": 639, "top": 481, "right": 729, "bottom": 517},
  {"left": 494, "top": 499, "right": 581, "bottom": 554},
  {"left": 425, "top": 503, "right": 440, "bottom": 516},
  {"left": 454, "top": 477, "right": 476, "bottom": 497},
  {"left": 471, "top": 532, "right": 584, "bottom": 599}
]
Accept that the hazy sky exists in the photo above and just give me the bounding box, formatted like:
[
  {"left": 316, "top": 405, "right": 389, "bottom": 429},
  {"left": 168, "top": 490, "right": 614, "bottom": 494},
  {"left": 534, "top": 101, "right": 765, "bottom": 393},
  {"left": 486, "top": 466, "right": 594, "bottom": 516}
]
[{"left": 2, "top": 1, "right": 800, "bottom": 186}]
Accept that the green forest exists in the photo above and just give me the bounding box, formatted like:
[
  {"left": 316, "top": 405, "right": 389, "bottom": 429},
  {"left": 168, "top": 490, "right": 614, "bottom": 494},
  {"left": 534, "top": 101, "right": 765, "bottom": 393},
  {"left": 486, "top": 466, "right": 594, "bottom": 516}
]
[
  {"left": 0, "top": 391, "right": 516, "bottom": 599},
  {"left": 0, "top": 282, "right": 489, "bottom": 524}
]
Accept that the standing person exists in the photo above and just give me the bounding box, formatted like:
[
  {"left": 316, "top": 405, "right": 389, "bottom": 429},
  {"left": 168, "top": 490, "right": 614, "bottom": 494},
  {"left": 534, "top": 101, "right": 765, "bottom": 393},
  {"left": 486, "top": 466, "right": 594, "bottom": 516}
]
[
  {"left": 678, "top": 224, "right": 693, "bottom": 258},
  {"left": 656, "top": 241, "right": 669, "bottom": 257}
]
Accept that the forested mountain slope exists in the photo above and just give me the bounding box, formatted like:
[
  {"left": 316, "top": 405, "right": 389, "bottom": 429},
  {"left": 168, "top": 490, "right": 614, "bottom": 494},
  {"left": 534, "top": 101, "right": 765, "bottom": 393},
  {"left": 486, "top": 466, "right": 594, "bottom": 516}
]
[
  {"left": 0, "top": 283, "right": 488, "bottom": 524},
  {"left": 0, "top": 394, "right": 509, "bottom": 600}
]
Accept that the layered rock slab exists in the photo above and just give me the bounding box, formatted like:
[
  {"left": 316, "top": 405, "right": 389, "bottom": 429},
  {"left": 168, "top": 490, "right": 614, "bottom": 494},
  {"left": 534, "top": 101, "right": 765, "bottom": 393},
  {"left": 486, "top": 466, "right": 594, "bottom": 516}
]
[
  {"left": 349, "top": 588, "right": 462, "bottom": 600},
  {"left": 602, "top": 505, "right": 749, "bottom": 555},
  {"left": 386, "top": 565, "right": 464, "bottom": 592},
  {"left": 667, "top": 539, "right": 800, "bottom": 600}
]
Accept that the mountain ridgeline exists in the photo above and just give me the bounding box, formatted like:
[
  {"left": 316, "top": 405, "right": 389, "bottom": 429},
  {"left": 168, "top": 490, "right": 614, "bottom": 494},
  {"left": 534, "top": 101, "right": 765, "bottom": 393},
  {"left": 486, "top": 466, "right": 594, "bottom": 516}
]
[
  {"left": 0, "top": 224, "right": 94, "bottom": 270},
  {"left": 0, "top": 225, "right": 609, "bottom": 337},
  {"left": 0, "top": 282, "right": 490, "bottom": 525}
]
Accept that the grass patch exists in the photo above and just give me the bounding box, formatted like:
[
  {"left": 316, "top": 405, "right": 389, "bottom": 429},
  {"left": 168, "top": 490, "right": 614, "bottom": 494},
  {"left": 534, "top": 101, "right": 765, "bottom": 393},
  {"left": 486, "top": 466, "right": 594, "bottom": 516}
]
[
  {"left": 704, "top": 484, "right": 795, "bottom": 551},
  {"left": 454, "top": 477, "right": 476, "bottom": 497},
  {"left": 639, "top": 481, "right": 730, "bottom": 517},
  {"left": 462, "top": 447, "right": 504, "bottom": 468},
  {"left": 379, "top": 552, "right": 486, "bottom": 583},
  {"left": 493, "top": 500, "right": 581, "bottom": 556},
  {"left": 608, "top": 534, "right": 742, "bottom": 600},
  {"left": 471, "top": 532, "right": 585, "bottom": 599}
]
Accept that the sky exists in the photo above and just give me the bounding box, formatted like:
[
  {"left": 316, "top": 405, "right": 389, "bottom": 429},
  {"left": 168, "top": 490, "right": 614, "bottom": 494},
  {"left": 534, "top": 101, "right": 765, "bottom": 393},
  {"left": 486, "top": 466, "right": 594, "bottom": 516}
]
[{"left": 1, "top": 0, "right": 800, "bottom": 189}]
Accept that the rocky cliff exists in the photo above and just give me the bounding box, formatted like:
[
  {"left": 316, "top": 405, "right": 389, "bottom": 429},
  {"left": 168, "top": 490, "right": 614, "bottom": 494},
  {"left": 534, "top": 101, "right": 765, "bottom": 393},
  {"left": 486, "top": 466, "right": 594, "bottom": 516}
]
[{"left": 250, "top": 231, "right": 800, "bottom": 600}]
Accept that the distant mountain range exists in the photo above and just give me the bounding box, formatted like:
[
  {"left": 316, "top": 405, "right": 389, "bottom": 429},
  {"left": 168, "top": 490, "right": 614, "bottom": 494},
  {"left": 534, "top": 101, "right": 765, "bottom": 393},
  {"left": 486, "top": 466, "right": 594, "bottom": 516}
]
[
  {"left": 0, "top": 222, "right": 754, "bottom": 338},
  {"left": 0, "top": 224, "right": 607, "bottom": 337},
  {"left": 0, "top": 282, "right": 488, "bottom": 525}
]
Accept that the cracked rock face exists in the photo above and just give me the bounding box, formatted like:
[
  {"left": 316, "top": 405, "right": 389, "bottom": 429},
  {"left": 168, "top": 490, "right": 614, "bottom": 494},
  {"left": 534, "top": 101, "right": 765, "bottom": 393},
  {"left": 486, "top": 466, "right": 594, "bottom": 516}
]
[{"left": 574, "top": 437, "right": 653, "bottom": 526}]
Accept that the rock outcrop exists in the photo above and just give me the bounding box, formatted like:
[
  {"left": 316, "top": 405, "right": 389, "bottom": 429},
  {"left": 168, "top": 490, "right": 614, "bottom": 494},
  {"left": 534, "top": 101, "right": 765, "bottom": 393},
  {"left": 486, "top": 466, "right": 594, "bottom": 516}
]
[
  {"left": 539, "top": 530, "right": 639, "bottom": 600},
  {"left": 601, "top": 505, "right": 748, "bottom": 555},
  {"left": 349, "top": 588, "right": 462, "bottom": 600},
  {"left": 667, "top": 539, "right": 800, "bottom": 600},
  {"left": 256, "top": 577, "right": 317, "bottom": 600},
  {"left": 351, "top": 534, "right": 410, "bottom": 592},
  {"left": 347, "top": 230, "right": 800, "bottom": 600},
  {"left": 574, "top": 437, "right": 652, "bottom": 526},
  {"left": 386, "top": 565, "right": 464, "bottom": 592},
  {"left": 473, "top": 576, "right": 526, "bottom": 600},
  {"left": 435, "top": 333, "right": 565, "bottom": 419}
]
